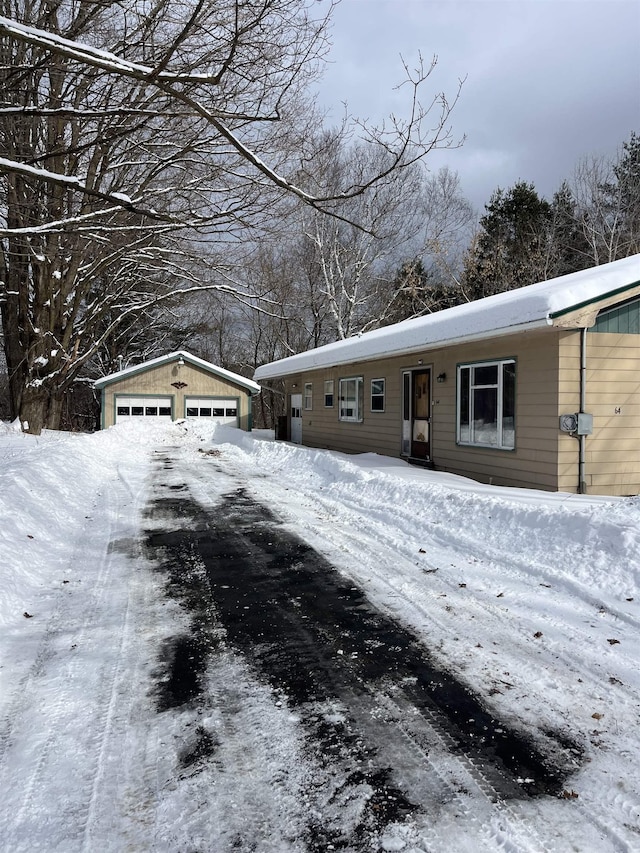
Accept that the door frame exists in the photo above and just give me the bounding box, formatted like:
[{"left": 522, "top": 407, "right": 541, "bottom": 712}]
[
  {"left": 290, "top": 392, "right": 303, "bottom": 444},
  {"left": 401, "top": 367, "right": 432, "bottom": 461}
]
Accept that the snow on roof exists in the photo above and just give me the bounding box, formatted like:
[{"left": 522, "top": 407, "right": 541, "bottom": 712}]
[
  {"left": 254, "top": 255, "right": 640, "bottom": 380},
  {"left": 95, "top": 351, "right": 261, "bottom": 394}
]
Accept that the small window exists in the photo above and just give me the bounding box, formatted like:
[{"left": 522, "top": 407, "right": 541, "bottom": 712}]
[
  {"left": 186, "top": 407, "right": 198, "bottom": 417},
  {"left": 339, "top": 377, "right": 364, "bottom": 422},
  {"left": 131, "top": 406, "right": 143, "bottom": 416},
  {"left": 199, "top": 407, "right": 212, "bottom": 417},
  {"left": 145, "top": 406, "right": 158, "bottom": 416},
  {"left": 457, "top": 359, "right": 515, "bottom": 450},
  {"left": 324, "top": 380, "right": 334, "bottom": 408},
  {"left": 226, "top": 407, "right": 237, "bottom": 417},
  {"left": 212, "top": 407, "right": 224, "bottom": 416},
  {"left": 117, "top": 406, "right": 130, "bottom": 416},
  {"left": 371, "top": 378, "right": 385, "bottom": 412},
  {"left": 159, "top": 406, "right": 171, "bottom": 416},
  {"left": 303, "top": 382, "right": 313, "bottom": 410}
]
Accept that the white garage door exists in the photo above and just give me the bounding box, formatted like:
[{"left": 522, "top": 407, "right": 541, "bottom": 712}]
[
  {"left": 185, "top": 397, "right": 238, "bottom": 425},
  {"left": 116, "top": 396, "right": 173, "bottom": 423}
]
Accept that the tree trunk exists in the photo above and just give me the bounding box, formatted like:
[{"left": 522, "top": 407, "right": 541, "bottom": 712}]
[
  {"left": 18, "top": 385, "right": 64, "bottom": 434},
  {"left": 18, "top": 386, "right": 48, "bottom": 435}
]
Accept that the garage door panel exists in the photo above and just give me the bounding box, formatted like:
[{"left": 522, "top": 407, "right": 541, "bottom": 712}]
[
  {"left": 185, "top": 397, "right": 238, "bottom": 423},
  {"left": 116, "top": 396, "right": 173, "bottom": 422}
]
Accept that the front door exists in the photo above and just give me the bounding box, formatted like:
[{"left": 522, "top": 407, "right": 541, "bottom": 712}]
[
  {"left": 290, "top": 393, "right": 302, "bottom": 444},
  {"left": 402, "top": 369, "right": 431, "bottom": 459}
]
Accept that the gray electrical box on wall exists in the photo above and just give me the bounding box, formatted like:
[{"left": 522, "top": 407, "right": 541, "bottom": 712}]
[
  {"left": 559, "top": 414, "right": 578, "bottom": 433},
  {"left": 576, "top": 413, "right": 593, "bottom": 435},
  {"left": 559, "top": 413, "right": 593, "bottom": 435}
]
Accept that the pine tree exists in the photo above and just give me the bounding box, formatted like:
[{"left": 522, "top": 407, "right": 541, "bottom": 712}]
[
  {"left": 612, "top": 131, "right": 640, "bottom": 256},
  {"left": 461, "top": 181, "right": 552, "bottom": 300}
]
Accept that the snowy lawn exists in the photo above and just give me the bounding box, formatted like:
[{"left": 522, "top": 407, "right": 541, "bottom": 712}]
[{"left": 0, "top": 419, "right": 638, "bottom": 852}]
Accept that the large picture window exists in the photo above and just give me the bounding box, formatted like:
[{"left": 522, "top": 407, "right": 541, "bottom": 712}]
[
  {"left": 339, "top": 377, "right": 364, "bottom": 422},
  {"left": 457, "top": 359, "right": 515, "bottom": 449}
]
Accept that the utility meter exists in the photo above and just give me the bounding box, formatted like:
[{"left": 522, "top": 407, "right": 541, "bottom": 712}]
[
  {"left": 559, "top": 413, "right": 578, "bottom": 433},
  {"left": 559, "top": 413, "right": 593, "bottom": 435}
]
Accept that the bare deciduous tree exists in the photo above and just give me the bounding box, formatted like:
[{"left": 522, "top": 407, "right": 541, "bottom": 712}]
[
  {"left": 572, "top": 132, "right": 640, "bottom": 265},
  {"left": 1, "top": 0, "right": 461, "bottom": 433}
]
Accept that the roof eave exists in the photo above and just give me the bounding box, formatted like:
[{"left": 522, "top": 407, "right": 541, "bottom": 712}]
[
  {"left": 254, "top": 318, "right": 552, "bottom": 381},
  {"left": 548, "top": 278, "right": 640, "bottom": 321},
  {"left": 95, "top": 350, "right": 261, "bottom": 394}
]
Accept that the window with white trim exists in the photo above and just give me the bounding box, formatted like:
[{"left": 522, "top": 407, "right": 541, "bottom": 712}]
[
  {"left": 303, "top": 382, "right": 313, "bottom": 410},
  {"left": 457, "top": 359, "right": 515, "bottom": 449},
  {"left": 324, "top": 379, "right": 334, "bottom": 407},
  {"left": 339, "top": 377, "right": 363, "bottom": 422},
  {"left": 371, "top": 378, "right": 385, "bottom": 412}
]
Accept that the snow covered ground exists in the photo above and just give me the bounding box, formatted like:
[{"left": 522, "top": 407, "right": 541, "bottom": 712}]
[{"left": 0, "top": 419, "right": 638, "bottom": 852}]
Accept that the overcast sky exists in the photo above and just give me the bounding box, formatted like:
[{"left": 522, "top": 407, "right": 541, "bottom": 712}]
[{"left": 317, "top": 0, "right": 640, "bottom": 213}]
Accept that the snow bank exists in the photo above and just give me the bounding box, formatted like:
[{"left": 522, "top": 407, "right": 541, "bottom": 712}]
[{"left": 213, "top": 426, "right": 640, "bottom": 602}]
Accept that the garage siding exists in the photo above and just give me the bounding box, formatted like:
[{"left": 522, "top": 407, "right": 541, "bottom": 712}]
[{"left": 101, "top": 360, "right": 254, "bottom": 430}]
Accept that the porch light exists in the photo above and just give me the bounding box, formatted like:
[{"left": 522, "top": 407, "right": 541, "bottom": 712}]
[{"left": 436, "top": 372, "right": 447, "bottom": 383}]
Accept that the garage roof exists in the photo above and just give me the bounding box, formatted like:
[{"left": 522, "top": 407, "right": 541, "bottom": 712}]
[
  {"left": 95, "top": 351, "right": 261, "bottom": 394},
  {"left": 254, "top": 254, "right": 640, "bottom": 380}
]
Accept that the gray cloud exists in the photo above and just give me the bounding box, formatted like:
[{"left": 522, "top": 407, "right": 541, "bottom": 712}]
[{"left": 317, "top": 0, "right": 640, "bottom": 212}]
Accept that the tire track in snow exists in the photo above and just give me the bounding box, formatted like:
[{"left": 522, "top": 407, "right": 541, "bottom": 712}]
[
  {"left": 146, "top": 451, "right": 584, "bottom": 853},
  {"left": 269, "top": 487, "right": 639, "bottom": 852},
  {"left": 0, "top": 462, "right": 149, "bottom": 852},
  {"left": 212, "top": 447, "right": 636, "bottom": 852},
  {"left": 243, "top": 464, "right": 639, "bottom": 733}
]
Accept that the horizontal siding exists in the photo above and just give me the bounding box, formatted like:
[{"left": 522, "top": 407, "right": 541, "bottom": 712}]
[
  {"left": 285, "top": 325, "right": 640, "bottom": 496},
  {"left": 557, "top": 332, "right": 581, "bottom": 493},
  {"left": 285, "top": 329, "right": 564, "bottom": 492},
  {"left": 102, "top": 362, "right": 254, "bottom": 430},
  {"left": 435, "top": 332, "right": 561, "bottom": 490},
  {"left": 556, "top": 331, "right": 640, "bottom": 495},
  {"left": 581, "top": 331, "right": 640, "bottom": 495}
]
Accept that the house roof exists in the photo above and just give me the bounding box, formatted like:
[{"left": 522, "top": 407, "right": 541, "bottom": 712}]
[
  {"left": 254, "top": 255, "right": 640, "bottom": 380},
  {"left": 95, "top": 350, "right": 261, "bottom": 394}
]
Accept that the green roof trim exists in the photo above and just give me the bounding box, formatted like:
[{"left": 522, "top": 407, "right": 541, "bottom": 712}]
[{"left": 548, "top": 279, "right": 640, "bottom": 320}]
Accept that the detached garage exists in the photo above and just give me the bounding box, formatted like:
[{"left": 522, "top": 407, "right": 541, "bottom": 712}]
[{"left": 95, "top": 351, "right": 260, "bottom": 430}]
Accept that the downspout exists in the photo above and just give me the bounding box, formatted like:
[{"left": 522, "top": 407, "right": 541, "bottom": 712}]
[{"left": 578, "top": 327, "right": 588, "bottom": 494}]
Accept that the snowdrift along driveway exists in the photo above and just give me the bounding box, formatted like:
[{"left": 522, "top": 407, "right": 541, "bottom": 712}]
[{"left": 0, "top": 420, "right": 638, "bottom": 852}]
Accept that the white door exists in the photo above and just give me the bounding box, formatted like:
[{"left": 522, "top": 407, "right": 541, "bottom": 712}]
[
  {"left": 290, "top": 393, "right": 302, "bottom": 444},
  {"left": 184, "top": 397, "right": 238, "bottom": 425},
  {"left": 115, "top": 396, "right": 173, "bottom": 423}
]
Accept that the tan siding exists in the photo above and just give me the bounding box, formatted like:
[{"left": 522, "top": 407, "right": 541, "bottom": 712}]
[
  {"left": 581, "top": 331, "right": 640, "bottom": 495},
  {"left": 433, "top": 332, "right": 560, "bottom": 490},
  {"left": 102, "top": 361, "right": 254, "bottom": 430},
  {"left": 284, "top": 329, "right": 565, "bottom": 492},
  {"left": 557, "top": 332, "right": 581, "bottom": 493},
  {"left": 298, "top": 364, "right": 405, "bottom": 457},
  {"left": 285, "top": 327, "right": 640, "bottom": 495}
]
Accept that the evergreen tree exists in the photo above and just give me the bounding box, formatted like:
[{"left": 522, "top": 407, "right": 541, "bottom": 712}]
[
  {"left": 612, "top": 131, "right": 640, "bottom": 256},
  {"left": 380, "top": 258, "right": 465, "bottom": 326},
  {"left": 461, "top": 181, "right": 552, "bottom": 300},
  {"left": 547, "top": 181, "right": 592, "bottom": 276}
]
